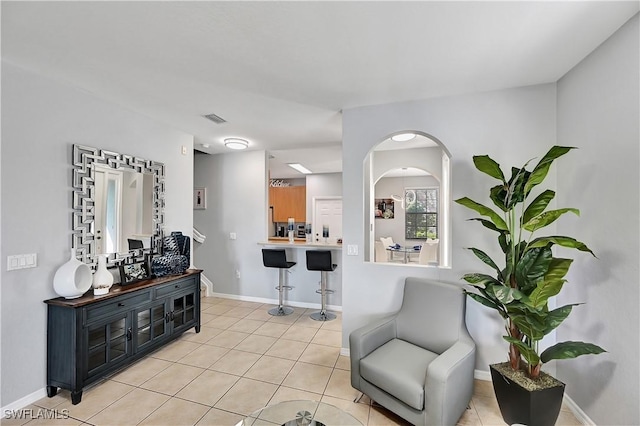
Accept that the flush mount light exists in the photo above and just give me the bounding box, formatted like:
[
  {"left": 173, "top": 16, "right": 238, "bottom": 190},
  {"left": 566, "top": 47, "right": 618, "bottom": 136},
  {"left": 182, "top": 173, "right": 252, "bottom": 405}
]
[
  {"left": 224, "top": 138, "right": 249, "bottom": 150},
  {"left": 287, "top": 163, "right": 312, "bottom": 174},
  {"left": 391, "top": 133, "right": 416, "bottom": 142}
]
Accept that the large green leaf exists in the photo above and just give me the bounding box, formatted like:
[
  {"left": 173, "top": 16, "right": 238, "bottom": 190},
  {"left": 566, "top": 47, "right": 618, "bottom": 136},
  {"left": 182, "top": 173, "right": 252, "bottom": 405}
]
[
  {"left": 468, "top": 248, "right": 502, "bottom": 276},
  {"left": 544, "top": 258, "right": 573, "bottom": 281},
  {"left": 523, "top": 208, "right": 580, "bottom": 233},
  {"left": 540, "top": 341, "right": 606, "bottom": 363},
  {"left": 468, "top": 218, "right": 504, "bottom": 233},
  {"left": 462, "top": 273, "right": 502, "bottom": 288},
  {"left": 490, "top": 167, "right": 531, "bottom": 211},
  {"left": 515, "top": 246, "right": 553, "bottom": 294},
  {"left": 542, "top": 304, "right": 579, "bottom": 334},
  {"left": 528, "top": 236, "right": 595, "bottom": 257},
  {"left": 465, "top": 291, "right": 505, "bottom": 316},
  {"left": 522, "top": 190, "right": 555, "bottom": 224},
  {"left": 490, "top": 286, "right": 526, "bottom": 305},
  {"left": 524, "top": 146, "right": 575, "bottom": 194},
  {"left": 473, "top": 155, "right": 505, "bottom": 182},
  {"left": 510, "top": 309, "right": 546, "bottom": 341},
  {"left": 504, "top": 336, "right": 540, "bottom": 366},
  {"left": 528, "top": 279, "right": 566, "bottom": 308},
  {"left": 454, "top": 198, "right": 508, "bottom": 230}
]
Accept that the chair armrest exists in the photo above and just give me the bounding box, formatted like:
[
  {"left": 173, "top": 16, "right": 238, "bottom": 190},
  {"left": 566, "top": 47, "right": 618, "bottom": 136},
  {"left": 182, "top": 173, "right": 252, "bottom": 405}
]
[
  {"left": 424, "top": 338, "right": 476, "bottom": 425},
  {"left": 349, "top": 316, "right": 396, "bottom": 389}
]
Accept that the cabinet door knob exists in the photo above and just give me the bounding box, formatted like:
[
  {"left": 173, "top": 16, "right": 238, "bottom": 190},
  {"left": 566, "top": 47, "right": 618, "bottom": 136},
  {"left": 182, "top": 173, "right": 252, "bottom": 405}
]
[
  {"left": 126, "top": 327, "right": 132, "bottom": 341},
  {"left": 118, "top": 303, "right": 125, "bottom": 307}
]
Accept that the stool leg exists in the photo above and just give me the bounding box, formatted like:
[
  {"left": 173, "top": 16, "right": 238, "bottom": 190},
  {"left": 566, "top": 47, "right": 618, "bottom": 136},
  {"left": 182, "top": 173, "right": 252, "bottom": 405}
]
[
  {"left": 269, "top": 268, "right": 294, "bottom": 316},
  {"left": 310, "top": 271, "right": 336, "bottom": 321}
]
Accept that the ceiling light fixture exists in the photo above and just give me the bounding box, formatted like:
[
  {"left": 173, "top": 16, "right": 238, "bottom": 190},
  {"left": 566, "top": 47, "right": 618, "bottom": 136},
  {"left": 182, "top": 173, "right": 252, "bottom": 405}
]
[
  {"left": 224, "top": 138, "right": 249, "bottom": 150},
  {"left": 287, "top": 163, "right": 312, "bottom": 174},
  {"left": 391, "top": 133, "right": 416, "bottom": 142}
]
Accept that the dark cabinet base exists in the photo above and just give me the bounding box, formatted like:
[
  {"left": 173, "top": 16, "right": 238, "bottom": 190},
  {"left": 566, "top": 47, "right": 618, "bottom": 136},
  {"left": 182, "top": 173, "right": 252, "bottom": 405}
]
[{"left": 45, "top": 270, "right": 201, "bottom": 404}]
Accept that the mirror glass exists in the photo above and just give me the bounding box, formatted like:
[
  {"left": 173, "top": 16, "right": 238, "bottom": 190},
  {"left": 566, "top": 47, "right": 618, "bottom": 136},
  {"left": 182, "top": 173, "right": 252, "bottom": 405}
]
[
  {"left": 72, "top": 145, "right": 165, "bottom": 265},
  {"left": 93, "top": 165, "right": 154, "bottom": 254},
  {"left": 365, "top": 133, "right": 451, "bottom": 267}
]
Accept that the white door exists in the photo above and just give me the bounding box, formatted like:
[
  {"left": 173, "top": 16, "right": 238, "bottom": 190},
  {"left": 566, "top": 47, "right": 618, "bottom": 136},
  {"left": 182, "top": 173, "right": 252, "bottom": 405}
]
[
  {"left": 313, "top": 198, "right": 342, "bottom": 244},
  {"left": 94, "top": 168, "right": 123, "bottom": 254}
]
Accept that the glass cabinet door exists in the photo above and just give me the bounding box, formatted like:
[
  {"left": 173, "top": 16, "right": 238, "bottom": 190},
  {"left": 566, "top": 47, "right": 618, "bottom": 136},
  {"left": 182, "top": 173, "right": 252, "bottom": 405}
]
[
  {"left": 86, "top": 314, "right": 129, "bottom": 377},
  {"left": 170, "top": 292, "right": 196, "bottom": 331},
  {"left": 134, "top": 302, "right": 168, "bottom": 352}
]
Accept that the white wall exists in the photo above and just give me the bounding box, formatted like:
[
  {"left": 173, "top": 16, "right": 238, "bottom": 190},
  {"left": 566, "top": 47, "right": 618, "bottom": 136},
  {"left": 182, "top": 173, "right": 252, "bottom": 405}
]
[
  {"left": 372, "top": 146, "right": 443, "bottom": 182},
  {"left": 0, "top": 61, "right": 194, "bottom": 407},
  {"left": 556, "top": 14, "right": 639, "bottom": 425},
  {"left": 342, "top": 83, "right": 557, "bottom": 372},
  {"left": 193, "top": 154, "right": 343, "bottom": 307}
]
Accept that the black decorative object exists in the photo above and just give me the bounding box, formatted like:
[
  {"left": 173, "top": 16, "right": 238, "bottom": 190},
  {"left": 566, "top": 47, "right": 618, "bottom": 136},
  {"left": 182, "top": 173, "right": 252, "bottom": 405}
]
[
  {"left": 151, "top": 231, "right": 190, "bottom": 277},
  {"left": 490, "top": 364, "right": 565, "bottom": 426}
]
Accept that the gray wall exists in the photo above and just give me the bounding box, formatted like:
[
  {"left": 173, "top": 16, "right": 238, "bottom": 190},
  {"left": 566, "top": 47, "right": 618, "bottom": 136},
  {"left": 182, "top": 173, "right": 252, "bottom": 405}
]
[
  {"left": 0, "top": 61, "right": 194, "bottom": 407},
  {"left": 556, "top": 14, "right": 639, "bottom": 425},
  {"left": 193, "top": 154, "right": 343, "bottom": 307},
  {"left": 342, "top": 83, "right": 558, "bottom": 373}
]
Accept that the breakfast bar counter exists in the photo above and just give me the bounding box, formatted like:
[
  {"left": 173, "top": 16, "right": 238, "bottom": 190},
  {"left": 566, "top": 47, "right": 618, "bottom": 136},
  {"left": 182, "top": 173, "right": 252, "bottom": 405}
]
[{"left": 259, "top": 240, "right": 343, "bottom": 249}]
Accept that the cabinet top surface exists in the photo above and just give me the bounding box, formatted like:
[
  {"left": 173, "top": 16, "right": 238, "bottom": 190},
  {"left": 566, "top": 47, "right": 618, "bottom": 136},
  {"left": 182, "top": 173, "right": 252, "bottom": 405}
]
[{"left": 44, "top": 269, "right": 202, "bottom": 308}]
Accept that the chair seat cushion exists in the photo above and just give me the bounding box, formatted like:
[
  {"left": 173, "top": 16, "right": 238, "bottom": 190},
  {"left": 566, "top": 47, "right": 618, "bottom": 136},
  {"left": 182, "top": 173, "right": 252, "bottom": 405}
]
[{"left": 360, "top": 338, "right": 438, "bottom": 411}]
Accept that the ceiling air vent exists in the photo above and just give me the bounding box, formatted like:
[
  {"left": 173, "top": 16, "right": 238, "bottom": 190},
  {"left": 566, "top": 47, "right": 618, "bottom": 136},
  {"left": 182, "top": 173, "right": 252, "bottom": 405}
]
[{"left": 203, "top": 113, "right": 227, "bottom": 124}]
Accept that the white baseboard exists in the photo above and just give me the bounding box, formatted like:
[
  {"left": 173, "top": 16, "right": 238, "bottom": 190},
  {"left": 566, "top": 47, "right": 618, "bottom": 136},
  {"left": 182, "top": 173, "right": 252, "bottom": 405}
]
[
  {"left": 1, "top": 388, "right": 47, "bottom": 418},
  {"left": 200, "top": 273, "right": 213, "bottom": 296},
  {"left": 474, "top": 369, "right": 492, "bottom": 381},
  {"left": 340, "top": 347, "right": 350, "bottom": 357},
  {"left": 208, "top": 291, "right": 342, "bottom": 312}
]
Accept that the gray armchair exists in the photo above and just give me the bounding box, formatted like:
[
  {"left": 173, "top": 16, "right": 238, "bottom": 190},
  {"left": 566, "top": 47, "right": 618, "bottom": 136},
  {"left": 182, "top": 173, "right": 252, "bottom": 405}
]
[{"left": 349, "top": 278, "right": 476, "bottom": 426}]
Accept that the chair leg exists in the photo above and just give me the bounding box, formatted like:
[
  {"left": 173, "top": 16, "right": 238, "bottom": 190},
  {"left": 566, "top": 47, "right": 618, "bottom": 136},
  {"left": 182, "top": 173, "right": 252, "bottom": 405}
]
[
  {"left": 353, "top": 392, "right": 364, "bottom": 403},
  {"left": 269, "top": 268, "right": 294, "bottom": 316},
  {"left": 310, "top": 271, "right": 336, "bottom": 321}
]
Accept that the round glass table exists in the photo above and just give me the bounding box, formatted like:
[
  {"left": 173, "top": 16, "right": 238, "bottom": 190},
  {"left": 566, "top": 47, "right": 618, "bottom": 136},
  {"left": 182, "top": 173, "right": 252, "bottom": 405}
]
[{"left": 236, "top": 400, "right": 363, "bottom": 426}]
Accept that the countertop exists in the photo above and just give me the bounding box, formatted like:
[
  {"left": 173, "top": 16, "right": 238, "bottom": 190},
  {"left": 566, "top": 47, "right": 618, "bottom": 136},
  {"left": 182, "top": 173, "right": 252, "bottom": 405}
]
[{"left": 260, "top": 239, "right": 343, "bottom": 249}]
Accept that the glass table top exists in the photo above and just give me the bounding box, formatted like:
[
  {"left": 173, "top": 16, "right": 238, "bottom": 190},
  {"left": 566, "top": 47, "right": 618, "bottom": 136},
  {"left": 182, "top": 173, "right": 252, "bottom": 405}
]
[{"left": 236, "top": 400, "right": 363, "bottom": 426}]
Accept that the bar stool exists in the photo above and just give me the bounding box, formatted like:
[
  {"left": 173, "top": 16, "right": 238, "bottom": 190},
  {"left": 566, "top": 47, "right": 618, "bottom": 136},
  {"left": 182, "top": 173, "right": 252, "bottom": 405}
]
[
  {"left": 305, "top": 250, "right": 337, "bottom": 321},
  {"left": 262, "top": 249, "right": 296, "bottom": 316}
]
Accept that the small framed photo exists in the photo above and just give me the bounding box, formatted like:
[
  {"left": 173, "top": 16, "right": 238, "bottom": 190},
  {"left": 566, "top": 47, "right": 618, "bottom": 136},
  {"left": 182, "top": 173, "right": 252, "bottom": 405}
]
[
  {"left": 119, "top": 261, "right": 149, "bottom": 286},
  {"left": 194, "top": 187, "right": 207, "bottom": 210}
]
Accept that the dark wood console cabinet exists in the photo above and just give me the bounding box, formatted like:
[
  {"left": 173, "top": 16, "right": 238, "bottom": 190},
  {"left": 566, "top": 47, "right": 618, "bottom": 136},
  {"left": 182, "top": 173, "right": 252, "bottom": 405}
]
[{"left": 44, "top": 270, "right": 202, "bottom": 404}]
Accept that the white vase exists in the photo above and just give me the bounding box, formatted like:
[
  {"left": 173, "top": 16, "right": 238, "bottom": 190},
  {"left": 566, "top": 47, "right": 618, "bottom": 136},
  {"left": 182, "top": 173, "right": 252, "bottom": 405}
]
[
  {"left": 53, "top": 248, "right": 93, "bottom": 299},
  {"left": 92, "top": 254, "right": 114, "bottom": 296}
]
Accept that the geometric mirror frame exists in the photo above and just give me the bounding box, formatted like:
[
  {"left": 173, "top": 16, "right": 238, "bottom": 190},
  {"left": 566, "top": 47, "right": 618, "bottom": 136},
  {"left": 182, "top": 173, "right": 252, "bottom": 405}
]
[{"left": 72, "top": 144, "right": 165, "bottom": 266}]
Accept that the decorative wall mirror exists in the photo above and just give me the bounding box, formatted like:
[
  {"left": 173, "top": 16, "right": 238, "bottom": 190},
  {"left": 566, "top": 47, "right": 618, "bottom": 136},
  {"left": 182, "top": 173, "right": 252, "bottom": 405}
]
[
  {"left": 72, "top": 145, "right": 165, "bottom": 265},
  {"left": 364, "top": 132, "right": 451, "bottom": 267}
]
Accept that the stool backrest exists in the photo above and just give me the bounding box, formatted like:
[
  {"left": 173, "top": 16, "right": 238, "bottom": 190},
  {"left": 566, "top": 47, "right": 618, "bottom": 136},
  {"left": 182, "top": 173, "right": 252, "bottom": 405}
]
[
  {"left": 306, "top": 250, "right": 333, "bottom": 271},
  {"left": 262, "top": 249, "right": 290, "bottom": 268}
]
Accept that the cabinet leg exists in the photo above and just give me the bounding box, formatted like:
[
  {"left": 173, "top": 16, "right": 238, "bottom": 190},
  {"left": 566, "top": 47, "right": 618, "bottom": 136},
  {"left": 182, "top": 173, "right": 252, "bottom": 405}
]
[
  {"left": 46, "top": 386, "right": 58, "bottom": 398},
  {"left": 195, "top": 325, "right": 201, "bottom": 333},
  {"left": 71, "top": 390, "right": 83, "bottom": 405}
]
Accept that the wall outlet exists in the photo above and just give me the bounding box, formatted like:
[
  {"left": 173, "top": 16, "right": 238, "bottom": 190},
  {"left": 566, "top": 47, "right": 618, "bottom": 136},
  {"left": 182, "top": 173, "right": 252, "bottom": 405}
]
[
  {"left": 235, "top": 270, "right": 241, "bottom": 279},
  {"left": 229, "top": 232, "right": 237, "bottom": 240},
  {"left": 181, "top": 145, "right": 187, "bottom": 155},
  {"left": 347, "top": 245, "right": 358, "bottom": 256}
]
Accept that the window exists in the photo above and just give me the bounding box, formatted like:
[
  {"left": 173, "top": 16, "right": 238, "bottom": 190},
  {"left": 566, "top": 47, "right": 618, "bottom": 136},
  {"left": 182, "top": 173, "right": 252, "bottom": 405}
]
[{"left": 405, "top": 188, "right": 438, "bottom": 240}]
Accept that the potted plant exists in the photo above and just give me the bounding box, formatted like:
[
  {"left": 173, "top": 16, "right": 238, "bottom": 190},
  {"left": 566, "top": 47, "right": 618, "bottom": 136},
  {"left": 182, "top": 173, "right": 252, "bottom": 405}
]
[{"left": 455, "top": 146, "right": 605, "bottom": 426}]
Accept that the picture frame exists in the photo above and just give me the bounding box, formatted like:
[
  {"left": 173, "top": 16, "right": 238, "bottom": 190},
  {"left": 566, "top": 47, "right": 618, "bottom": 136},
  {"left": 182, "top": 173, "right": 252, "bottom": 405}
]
[
  {"left": 375, "top": 198, "right": 394, "bottom": 219},
  {"left": 119, "top": 261, "right": 149, "bottom": 286},
  {"left": 194, "top": 187, "right": 207, "bottom": 210}
]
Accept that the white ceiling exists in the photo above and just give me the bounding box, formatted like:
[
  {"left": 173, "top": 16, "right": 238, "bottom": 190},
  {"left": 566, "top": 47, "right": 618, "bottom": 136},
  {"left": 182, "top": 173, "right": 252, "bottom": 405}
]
[{"left": 3, "top": 1, "right": 638, "bottom": 178}]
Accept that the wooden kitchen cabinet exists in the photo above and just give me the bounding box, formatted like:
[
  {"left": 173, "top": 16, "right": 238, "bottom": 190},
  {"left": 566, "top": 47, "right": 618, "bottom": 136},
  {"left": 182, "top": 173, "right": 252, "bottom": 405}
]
[{"left": 270, "top": 186, "right": 306, "bottom": 222}]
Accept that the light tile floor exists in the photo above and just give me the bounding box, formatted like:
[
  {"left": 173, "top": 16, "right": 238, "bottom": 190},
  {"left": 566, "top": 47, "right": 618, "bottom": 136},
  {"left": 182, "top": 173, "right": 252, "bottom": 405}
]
[{"left": 9, "top": 296, "right": 581, "bottom": 425}]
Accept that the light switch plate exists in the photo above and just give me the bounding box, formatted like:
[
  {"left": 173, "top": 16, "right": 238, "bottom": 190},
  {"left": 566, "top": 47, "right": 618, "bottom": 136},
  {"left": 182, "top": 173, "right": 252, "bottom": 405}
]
[
  {"left": 7, "top": 253, "right": 37, "bottom": 271},
  {"left": 347, "top": 245, "right": 358, "bottom": 256}
]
